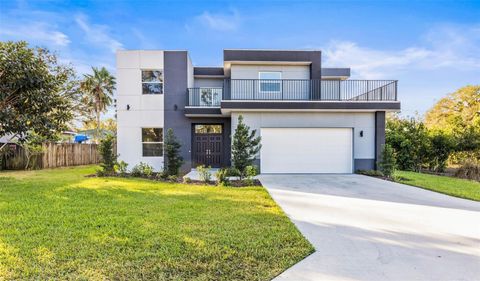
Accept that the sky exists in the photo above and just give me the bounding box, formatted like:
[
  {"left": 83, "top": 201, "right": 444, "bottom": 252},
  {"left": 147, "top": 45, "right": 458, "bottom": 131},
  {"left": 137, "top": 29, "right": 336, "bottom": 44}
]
[{"left": 1, "top": 0, "right": 479, "bottom": 117}]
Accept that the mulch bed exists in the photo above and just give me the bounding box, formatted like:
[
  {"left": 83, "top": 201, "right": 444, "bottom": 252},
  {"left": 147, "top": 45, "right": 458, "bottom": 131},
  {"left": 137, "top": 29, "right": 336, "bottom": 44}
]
[{"left": 86, "top": 174, "right": 263, "bottom": 187}]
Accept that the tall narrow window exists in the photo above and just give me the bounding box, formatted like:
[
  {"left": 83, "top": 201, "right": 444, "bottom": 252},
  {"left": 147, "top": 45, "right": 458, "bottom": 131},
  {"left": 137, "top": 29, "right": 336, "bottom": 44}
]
[
  {"left": 142, "top": 128, "right": 163, "bottom": 156},
  {"left": 142, "top": 70, "right": 163, "bottom": 94},
  {"left": 259, "top": 72, "right": 282, "bottom": 93}
]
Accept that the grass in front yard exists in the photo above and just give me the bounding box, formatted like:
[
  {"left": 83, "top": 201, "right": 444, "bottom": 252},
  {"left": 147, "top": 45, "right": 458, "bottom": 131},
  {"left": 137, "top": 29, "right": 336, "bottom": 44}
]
[
  {"left": 395, "top": 170, "right": 480, "bottom": 201},
  {"left": 0, "top": 166, "right": 313, "bottom": 280}
]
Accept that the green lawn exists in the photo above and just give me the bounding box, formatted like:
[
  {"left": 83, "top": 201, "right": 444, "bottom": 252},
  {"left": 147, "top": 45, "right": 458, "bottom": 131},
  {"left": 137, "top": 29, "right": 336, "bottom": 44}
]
[
  {"left": 0, "top": 166, "right": 313, "bottom": 280},
  {"left": 395, "top": 170, "right": 480, "bottom": 201}
]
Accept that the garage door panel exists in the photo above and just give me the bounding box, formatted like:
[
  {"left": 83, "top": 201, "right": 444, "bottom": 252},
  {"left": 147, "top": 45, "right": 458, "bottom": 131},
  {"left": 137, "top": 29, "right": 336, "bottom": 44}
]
[{"left": 260, "top": 128, "right": 353, "bottom": 173}]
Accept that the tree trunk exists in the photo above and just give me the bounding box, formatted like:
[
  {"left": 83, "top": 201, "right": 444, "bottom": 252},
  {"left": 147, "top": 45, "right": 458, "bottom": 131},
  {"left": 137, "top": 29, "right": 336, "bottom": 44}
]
[{"left": 96, "top": 98, "right": 100, "bottom": 143}]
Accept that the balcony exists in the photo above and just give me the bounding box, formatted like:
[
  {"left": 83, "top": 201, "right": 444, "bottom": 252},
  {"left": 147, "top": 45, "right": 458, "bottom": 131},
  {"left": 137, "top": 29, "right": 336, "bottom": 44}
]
[{"left": 187, "top": 79, "right": 397, "bottom": 108}]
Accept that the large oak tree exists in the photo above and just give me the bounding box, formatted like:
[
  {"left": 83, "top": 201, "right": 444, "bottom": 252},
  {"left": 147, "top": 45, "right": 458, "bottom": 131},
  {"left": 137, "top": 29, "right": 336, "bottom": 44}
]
[
  {"left": 425, "top": 85, "right": 480, "bottom": 151},
  {"left": 0, "top": 41, "right": 79, "bottom": 147}
]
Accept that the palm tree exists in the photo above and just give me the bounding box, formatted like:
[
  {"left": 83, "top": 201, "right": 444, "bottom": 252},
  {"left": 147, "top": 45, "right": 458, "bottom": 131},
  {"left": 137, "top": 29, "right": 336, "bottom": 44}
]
[{"left": 80, "top": 67, "right": 115, "bottom": 142}]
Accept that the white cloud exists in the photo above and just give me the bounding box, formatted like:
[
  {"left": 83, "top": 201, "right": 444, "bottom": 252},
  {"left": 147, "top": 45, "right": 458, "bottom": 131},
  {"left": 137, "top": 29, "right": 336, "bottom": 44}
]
[
  {"left": 75, "top": 13, "right": 123, "bottom": 53},
  {"left": 322, "top": 25, "right": 480, "bottom": 79},
  {"left": 0, "top": 22, "right": 70, "bottom": 46},
  {"left": 194, "top": 10, "right": 240, "bottom": 31}
]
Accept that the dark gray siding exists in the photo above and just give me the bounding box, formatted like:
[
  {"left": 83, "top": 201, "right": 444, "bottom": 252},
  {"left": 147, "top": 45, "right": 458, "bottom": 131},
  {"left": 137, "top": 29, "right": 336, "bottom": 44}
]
[
  {"left": 164, "top": 51, "right": 230, "bottom": 172},
  {"left": 164, "top": 51, "right": 191, "bottom": 171},
  {"left": 194, "top": 67, "right": 224, "bottom": 76},
  {"left": 223, "top": 50, "right": 322, "bottom": 79},
  {"left": 322, "top": 68, "right": 351, "bottom": 78},
  {"left": 375, "top": 111, "right": 386, "bottom": 169},
  {"left": 354, "top": 159, "right": 375, "bottom": 170},
  {"left": 221, "top": 101, "right": 401, "bottom": 111}
]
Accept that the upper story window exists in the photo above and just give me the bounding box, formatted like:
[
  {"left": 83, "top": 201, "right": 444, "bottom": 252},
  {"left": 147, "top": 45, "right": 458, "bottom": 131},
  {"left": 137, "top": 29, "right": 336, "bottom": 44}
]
[
  {"left": 259, "top": 72, "right": 282, "bottom": 93},
  {"left": 142, "top": 128, "right": 163, "bottom": 157},
  {"left": 142, "top": 70, "right": 163, "bottom": 94}
]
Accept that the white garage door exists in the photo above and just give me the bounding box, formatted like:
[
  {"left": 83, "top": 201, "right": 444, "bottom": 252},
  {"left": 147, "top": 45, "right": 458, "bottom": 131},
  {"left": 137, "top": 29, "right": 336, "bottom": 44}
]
[{"left": 260, "top": 128, "right": 353, "bottom": 173}]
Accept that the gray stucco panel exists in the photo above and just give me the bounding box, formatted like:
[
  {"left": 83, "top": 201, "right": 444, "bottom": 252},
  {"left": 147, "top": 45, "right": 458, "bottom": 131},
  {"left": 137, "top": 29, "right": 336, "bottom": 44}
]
[
  {"left": 354, "top": 159, "right": 375, "bottom": 171},
  {"left": 375, "top": 111, "right": 386, "bottom": 169},
  {"left": 223, "top": 50, "right": 322, "bottom": 79}
]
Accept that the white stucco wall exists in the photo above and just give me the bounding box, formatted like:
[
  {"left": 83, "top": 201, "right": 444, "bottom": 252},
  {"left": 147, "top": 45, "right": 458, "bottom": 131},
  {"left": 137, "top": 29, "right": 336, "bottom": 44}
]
[
  {"left": 231, "top": 112, "right": 375, "bottom": 160},
  {"left": 116, "top": 50, "right": 165, "bottom": 171}
]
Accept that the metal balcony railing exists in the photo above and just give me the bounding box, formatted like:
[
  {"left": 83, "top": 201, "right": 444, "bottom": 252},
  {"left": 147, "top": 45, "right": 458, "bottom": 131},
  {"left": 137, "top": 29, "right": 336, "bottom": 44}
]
[{"left": 187, "top": 79, "right": 397, "bottom": 107}]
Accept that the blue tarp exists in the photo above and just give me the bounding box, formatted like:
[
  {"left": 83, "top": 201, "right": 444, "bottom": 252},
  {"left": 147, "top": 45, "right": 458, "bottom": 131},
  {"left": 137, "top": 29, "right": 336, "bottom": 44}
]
[{"left": 74, "top": 134, "right": 89, "bottom": 143}]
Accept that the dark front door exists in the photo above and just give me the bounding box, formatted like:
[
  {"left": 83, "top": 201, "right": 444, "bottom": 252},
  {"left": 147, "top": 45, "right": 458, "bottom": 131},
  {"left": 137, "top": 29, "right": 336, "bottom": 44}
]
[{"left": 193, "top": 124, "right": 224, "bottom": 168}]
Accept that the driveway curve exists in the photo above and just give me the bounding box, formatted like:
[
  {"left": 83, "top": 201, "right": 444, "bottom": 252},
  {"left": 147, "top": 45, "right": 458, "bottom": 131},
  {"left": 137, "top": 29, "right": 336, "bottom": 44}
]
[{"left": 259, "top": 174, "right": 480, "bottom": 281}]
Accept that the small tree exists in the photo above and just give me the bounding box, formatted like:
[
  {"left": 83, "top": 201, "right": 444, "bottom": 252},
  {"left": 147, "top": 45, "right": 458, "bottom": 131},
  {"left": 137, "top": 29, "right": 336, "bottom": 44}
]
[
  {"left": 164, "top": 128, "right": 183, "bottom": 176},
  {"left": 22, "top": 133, "right": 46, "bottom": 170},
  {"left": 378, "top": 144, "right": 396, "bottom": 178},
  {"left": 98, "top": 134, "right": 117, "bottom": 175},
  {"left": 231, "top": 115, "right": 261, "bottom": 179}
]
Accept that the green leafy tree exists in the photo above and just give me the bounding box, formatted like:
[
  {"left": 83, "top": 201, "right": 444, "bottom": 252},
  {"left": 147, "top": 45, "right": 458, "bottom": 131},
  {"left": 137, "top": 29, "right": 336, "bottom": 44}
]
[
  {"left": 231, "top": 115, "right": 261, "bottom": 179},
  {"left": 98, "top": 134, "right": 117, "bottom": 175},
  {"left": 164, "top": 128, "right": 183, "bottom": 176},
  {"left": 0, "top": 41, "right": 79, "bottom": 149},
  {"left": 425, "top": 85, "right": 480, "bottom": 152},
  {"left": 80, "top": 67, "right": 115, "bottom": 142},
  {"left": 427, "top": 130, "right": 454, "bottom": 172},
  {"left": 386, "top": 115, "right": 430, "bottom": 171},
  {"left": 377, "top": 144, "right": 396, "bottom": 178}
]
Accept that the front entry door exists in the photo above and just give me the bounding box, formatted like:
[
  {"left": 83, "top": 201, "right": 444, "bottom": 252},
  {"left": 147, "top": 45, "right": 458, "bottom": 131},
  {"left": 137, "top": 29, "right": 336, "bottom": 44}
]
[{"left": 193, "top": 124, "right": 224, "bottom": 168}]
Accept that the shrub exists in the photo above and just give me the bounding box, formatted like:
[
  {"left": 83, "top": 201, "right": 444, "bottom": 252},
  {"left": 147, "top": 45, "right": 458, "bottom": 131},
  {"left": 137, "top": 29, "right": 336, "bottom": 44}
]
[
  {"left": 455, "top": 159, "right": 480, "bottom": 181},
  {"left": 167, "top": 175, "right": 178, "bottom": 182},
  {"left": 449, "top": 150, "right": 480, "bottom": 166},
  {"left": 386, "top": 116, "right": 429, "bottom": 171},
  {"left": 356, "top": 169, "right": 384, "bottom": 177},
  {"left": 164, "top": 128, "right": 184, "bottom": 176},
  {"left": 427, "top": 131, "right": 454, "bottom": 172},
  {"left": 114, "top": 160, "right": 128, "bottom": 176},
  {"left": 99, "top": 135, "right": 117, "bottom": 175},
  {"left": 232, "top": 115, "right": 261, "bottom": 179},
  {"left": 183, "top": 176, "right": 192, "bottom": 184},
  {"left": 226, "top": 167, "right": 240, "bottom": 177},
  {"left": 131, "top": 162, "right": 154, "bottom": 177},
  {"left": 215, "top": 168, "right": 230, "bottom": 186},
  {"left": 95, "top": 169, "right": 107, "bottom": 177},
  {"left": 243, "top": 165, "right": 258, "bottom": 186},
  {"left": 157, "top": 169, "right": 169, "bottom": 180},
  {"left": 377, "top": 144, "right": 396, "bottom": 179},
  {"left": 196, "top": 165, "right": 211, "bottom": 182}
]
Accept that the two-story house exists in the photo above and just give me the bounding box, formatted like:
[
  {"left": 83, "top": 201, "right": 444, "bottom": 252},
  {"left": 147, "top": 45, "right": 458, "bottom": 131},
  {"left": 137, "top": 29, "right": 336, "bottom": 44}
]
[{"left": 116, "top": 49, "right": 400, "bottom": 174}]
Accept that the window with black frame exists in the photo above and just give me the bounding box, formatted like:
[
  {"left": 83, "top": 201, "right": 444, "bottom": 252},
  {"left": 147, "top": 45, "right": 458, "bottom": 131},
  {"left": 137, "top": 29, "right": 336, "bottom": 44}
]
[
  {"left": 142, "top": 70, "right": 163, "bottom": 94},
  {"left": 142, "top": 128, "right": 163, "bottom": 156}
]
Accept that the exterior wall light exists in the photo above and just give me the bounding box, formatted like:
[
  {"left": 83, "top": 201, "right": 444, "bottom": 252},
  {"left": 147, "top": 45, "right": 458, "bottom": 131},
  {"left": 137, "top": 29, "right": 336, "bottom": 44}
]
[
  {"left": 360, "top": 130, "right": 364, "bottom": 137},
  {"left": 126, "top": 104, "right": 130, "bottom": 110}
]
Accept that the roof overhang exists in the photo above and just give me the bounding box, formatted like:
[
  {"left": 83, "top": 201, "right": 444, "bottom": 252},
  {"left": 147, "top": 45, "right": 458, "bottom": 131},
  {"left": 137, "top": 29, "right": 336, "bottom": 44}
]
[{"left": 220, "top": 100, "right": 401, "bottom": 114}]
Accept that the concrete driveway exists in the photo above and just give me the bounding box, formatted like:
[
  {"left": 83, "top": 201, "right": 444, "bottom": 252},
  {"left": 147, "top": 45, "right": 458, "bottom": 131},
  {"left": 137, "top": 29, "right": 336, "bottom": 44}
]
[{"left": 259, "top": 174, "right": 480, "bottom": 281}]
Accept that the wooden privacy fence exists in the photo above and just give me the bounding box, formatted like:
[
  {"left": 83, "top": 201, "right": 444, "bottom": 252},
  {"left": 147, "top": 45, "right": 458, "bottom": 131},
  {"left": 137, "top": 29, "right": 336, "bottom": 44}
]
[{"left": 2, "top": 143, "right": 101, "bottom": 170}]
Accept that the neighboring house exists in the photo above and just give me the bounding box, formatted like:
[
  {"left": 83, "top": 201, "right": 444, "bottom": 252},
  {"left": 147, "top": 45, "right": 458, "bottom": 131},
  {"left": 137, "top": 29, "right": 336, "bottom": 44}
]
[{"left": 116, "top": 49, "right": 400, "bottom": 173}]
